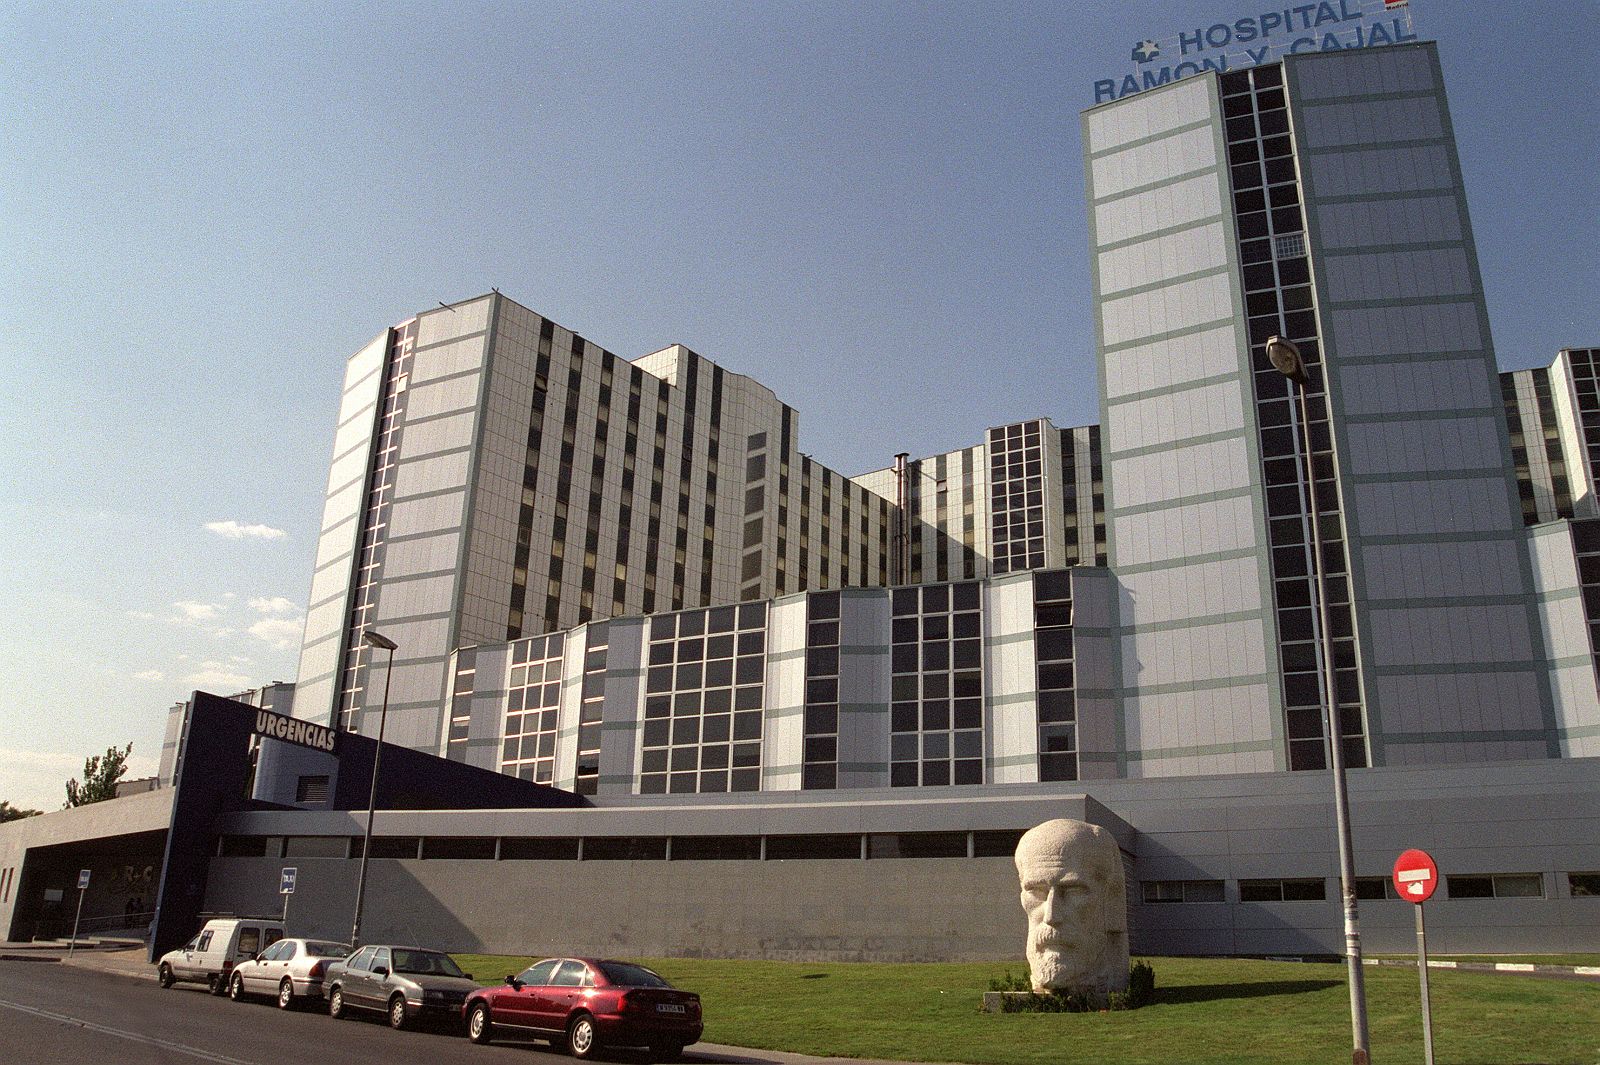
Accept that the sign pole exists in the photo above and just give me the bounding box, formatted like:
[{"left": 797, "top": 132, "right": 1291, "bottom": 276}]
[
  {"left": 68, "top": 869, "right": 90, "bottom": 957},
  {"left": 279, "top": 867, "right": 297, "bottom": 930},
  {"left": 1393, "top": 847, "right": 1441, "bottom": 1065},
  {"left": 1416, "top": 903, "right": 1435, "bottom": 1065}
]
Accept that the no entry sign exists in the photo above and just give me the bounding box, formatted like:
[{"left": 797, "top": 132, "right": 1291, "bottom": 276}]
[{"left": 1393, "top": 848, "right": 1439, "bottom": 904}]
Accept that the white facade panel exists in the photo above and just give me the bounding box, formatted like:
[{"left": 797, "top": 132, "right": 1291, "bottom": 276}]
[
  {"left": 1301, "top": 143, "right": 1454, "bottom": 199},
  {"left": 1359, "top": 540, "right": 1527, "bottom": 601},
  {"left": 1093, "top": 173, "right": 1222, "bottom": 247},
  {"left": 1103, "top": 323, "right": 1240, "bottom": 400},
  {"left": 1298, "top": 95, "right": 1442, "bottom": 149},
  {"left": 1366, "top": 605, "right": 1534, "bottom": 667},
  {"left": 1090, "top": 125, "right": 1217, "bottom": 200},
  {"left": 1118, "top": 555, "right": 1263, "bottom": 627},
  {"left": 1096, "top": 222, "right": 1229, "bottom": 296},
  {"left": 1110, "top": 436, "right": 1251, "bottom": 510},
  {"left": 1350, "top": 479, "right": 1518, "bottom": 536},
  {"left": 1100, "top": 272, "right": 1235, "bottom": 350},
  {"left": 1106, "top": 380, "right": 1245, "bottom": 454},
  {"left": 1118, "top": 618, "right": 1266, "bottom": 689},
  {"left": 1111, "top": 494, "right": 1259, "bottom": 568},
  {"left": 1085, "top": 77, "right": 1212, "bottom": 152}
]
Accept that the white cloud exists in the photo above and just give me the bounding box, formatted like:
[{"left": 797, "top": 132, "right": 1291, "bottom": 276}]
[
  {"left": 182, "top": 662, "right": 253, "bottom": 691},
  {"left": 247, "top": 617, "right": 304, "bottom": 650},
  {"left": 204, "top": 520, "right": 287, "bottom": 541},
  {"left": 248, "top": 596, "right": 298, "bottom": 615},
  {"left": 132, "top": 669, "right": 165, "bottom": 682},
  {"left": 173, "top": 600, "right": 222, "bottom": 621}
]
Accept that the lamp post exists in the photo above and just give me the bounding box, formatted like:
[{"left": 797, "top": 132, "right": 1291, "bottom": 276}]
[
  {"left": 1267, "top": 335, "right": 1370, "bottom": 1065},
  {"left": 349, "top": 628, "right": 397, "bottom": 949}
]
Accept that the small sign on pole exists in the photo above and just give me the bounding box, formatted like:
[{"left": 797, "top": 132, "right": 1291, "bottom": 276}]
[
  {"left": 280, "top": 866, "right": 297, "bottom": 925},
  {"left": 68, "top": 869, "right": 90, "bottom": 957},
  {"left": 1394, "top": 848, "right": 1439, "bottom": 1065}
]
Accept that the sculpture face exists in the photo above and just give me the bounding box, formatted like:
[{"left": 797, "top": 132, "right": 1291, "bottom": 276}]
[{"left": 1015, "top": 819, "right": 1128, "bottom": 993}]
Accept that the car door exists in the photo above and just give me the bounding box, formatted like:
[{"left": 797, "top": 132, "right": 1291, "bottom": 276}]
[
  {"left": 175, "top": 934, "right": 202, "bottom": 980},
  {"left": 250, "top": 940, "right": 290, "bottom": 994},
  {"left": 339, "top": 946, "right": 374, "bottom": 1005},
  {"left": 537, "top": 960, "right": 589, "bottom": 1030},
  {"left": 498, "top": 959, "right": 558, "bottom": 1030},
  {"left": 363, "top": 947, "right": 392, "bottom": 1008},
  {"left": 184, "top": 929, "right": 215, "bottom": 980}
]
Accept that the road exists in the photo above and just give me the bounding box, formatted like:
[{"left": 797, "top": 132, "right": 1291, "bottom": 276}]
[{"left": 0, "top": 960, "right": 799, "bottom": 1065}]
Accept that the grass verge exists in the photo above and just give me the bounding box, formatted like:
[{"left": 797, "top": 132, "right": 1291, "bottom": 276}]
[{"left": 452, "top": 954, "right": 1600, "bottom": 1065}]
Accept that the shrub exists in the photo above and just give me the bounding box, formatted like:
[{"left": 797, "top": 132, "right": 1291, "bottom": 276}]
[{"left": 988, "top": 961, "right": 1157, "bottom": 1012}]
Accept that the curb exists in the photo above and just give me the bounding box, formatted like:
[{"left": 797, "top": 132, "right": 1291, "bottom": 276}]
[
  {"left": 0, "top": 954, "right": 60, "bottom": 963},
  {"left": 1363, "top": 958, "right": 1600, "bottom": 979}
]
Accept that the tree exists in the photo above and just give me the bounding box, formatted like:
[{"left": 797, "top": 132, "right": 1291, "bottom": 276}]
[
  {"left": 65, "top": 743, "right": 132, "bottom": 808},
  {"left": 0, "top": 800, "right": 42, "bottom": 822}
]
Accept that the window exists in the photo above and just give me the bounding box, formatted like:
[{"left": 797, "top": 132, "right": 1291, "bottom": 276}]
[
  {"left": 237, "top": 927, "right": 262, "bottom": 956},
  {"left": 551, "top": 960, "right": 591, "bottom": 987},
  {"left": 1447, "top": 873, "right": 1544, "bottom": 899},
  {"left": 1570, "top": 872, "right": 1600, "bottom": 897},
  {"left": 284, "top": 836, "right": 347, "bottom": 859},
  {"left": 347, "top": 946, "right": 376, "bottom": 972},
  {"left": 1355, "top": 877, "right": 1400, "bottom": 900},
  {"left": 582, "top": 837, "right": 667, "bottom": 861},
  {"left": 670, "top": 836, "right": 761, "bottom": 861},
  {"left": 196, "top": 931, "right": 214, "bottom": 952},
  {"left": 764, "top": 834, "right": 860, "bottom": 860},
  {"left": 1239, "top": 878, "right": 1326, "bottom": 902},
  {"left": 866, "top": 832, "right": 968, "bottom": 859},
  {"left": 1142, "top": 880, "right": 1225, "bottom": 904},
  {"left": 365, "top": 836, "right": 420, "bottom": 859},
  {"left": 972, "top": 830, "right": 1027, "bottom": 857},
  {"left": 421, "top": 837, "right": 496, "bottom": 860},
  {"left": 499, "top": 837, "right": 580, "bottom": 861},
  {"left": 295, "top": 775, "right": 330, "bottom": 803},
  {"left": 519, "top": 959, "right": 560, "bottom": 986}
]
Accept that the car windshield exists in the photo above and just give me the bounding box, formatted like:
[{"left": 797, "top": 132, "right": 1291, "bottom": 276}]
[
  {"left": 598, "top": 962, "right": 670, "bottom": 988},
  {"left": 391, "top": 950, "right": 466, "bottom": 977},
  {"left": 305, "top": 941, "right": 351, "bottom": 957}
]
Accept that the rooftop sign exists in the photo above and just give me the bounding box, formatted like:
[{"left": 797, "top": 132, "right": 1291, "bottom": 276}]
[
  {"left": 254, "top": 707, "right": 338, "bottom": 753},
  {"left": 1094, "top": 0, "right": 1419, "bottom": 104}
]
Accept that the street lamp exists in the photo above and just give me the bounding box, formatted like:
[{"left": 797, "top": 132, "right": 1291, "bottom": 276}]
[
  {"left": 349, "top": 627, "right": 398, "bottom": 948},
  {"left": 1267, "top": 335, "right": 1370, "bottom": 1065}
]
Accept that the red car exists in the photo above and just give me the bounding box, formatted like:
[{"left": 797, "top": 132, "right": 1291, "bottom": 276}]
[{"left": 461, "top": 957, "right": 702, "bottom": 1061}]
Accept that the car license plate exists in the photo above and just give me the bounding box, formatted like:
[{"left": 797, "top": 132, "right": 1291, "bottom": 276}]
[{"left": 656, "top": 1003, "right": 686, "bottom": 1014}]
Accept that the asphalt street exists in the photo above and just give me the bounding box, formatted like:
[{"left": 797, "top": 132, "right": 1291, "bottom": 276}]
[{"left": 0, "top": 959, "right": 807, "bottom": 1065}]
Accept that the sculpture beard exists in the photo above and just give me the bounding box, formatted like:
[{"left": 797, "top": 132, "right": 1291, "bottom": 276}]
[{"left": 1026, "top": 924, "right": 1102, "bottom": 992}]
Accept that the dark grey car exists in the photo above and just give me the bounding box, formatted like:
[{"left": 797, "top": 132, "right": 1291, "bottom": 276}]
[{"left": 324, "top": 945, "right": 478, "bottom": 1029}]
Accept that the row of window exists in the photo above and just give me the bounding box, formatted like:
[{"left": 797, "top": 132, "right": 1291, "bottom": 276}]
[
  {"left": 219, "top": 830, "right": 1030, "bottom": 862},
  {"left": 213, "top": 835, "right": 1600, "bottom": 899},
  {"left": 1145, "top": 872, "right": 1589, "bottom": 903}
]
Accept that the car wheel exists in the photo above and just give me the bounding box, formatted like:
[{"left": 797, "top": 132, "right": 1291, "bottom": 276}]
[
  {"left": 388, "top": 994, "right": 409, "bottom": 1030},
  {"left": 567, "top": 1013, "right": 599, "bottom": 1059},
  {"left": 649, "top": 1041, "right": 686, "bottom": 1063},
  {"left": 277, "top": 978, "right": 296, "bottom": 1010},
  {"left": 466, "top": 1002, "right": 493, "bottom": 1045},
  {"left": 229, "top": 973, "right": 246, "bottom": 1002},
  {"left": 328, "top": 986, "right": 346, "bottom": 1019},
  {"left": 206, "top": 974, "right": 224, "bottom": 996},
  {"left": 158, "top": 964, "right": 175, "bottom": 989}
]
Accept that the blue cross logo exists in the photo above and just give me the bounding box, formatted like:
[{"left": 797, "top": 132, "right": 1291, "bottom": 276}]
[{"left": 1132, "top": 40, "right": 1160, "bottom": 63}]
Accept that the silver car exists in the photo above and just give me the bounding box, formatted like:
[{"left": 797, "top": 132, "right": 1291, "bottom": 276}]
[
  {"left": 228, "top": 938, "right": 352, "bottom": 1009},
  {"left": 324, "top": 945, "right": 479, "bottom": 1029}
]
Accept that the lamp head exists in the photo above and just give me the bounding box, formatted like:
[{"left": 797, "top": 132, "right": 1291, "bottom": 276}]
[
  {"left": 362, "top": 629, "right": 398, "bottom": 652},
  {"left": 1266, "top": 335, "right": 1308, "bottom": 385}
]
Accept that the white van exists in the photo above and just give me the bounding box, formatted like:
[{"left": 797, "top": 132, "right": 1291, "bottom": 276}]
[{"left": 157, "top": 917, "right": 285, "bottom": 994}]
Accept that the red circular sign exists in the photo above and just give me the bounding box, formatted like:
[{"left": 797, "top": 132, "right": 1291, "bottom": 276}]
[{"left": 1393, "top": 848, "right": 1439, "bottom": 904}]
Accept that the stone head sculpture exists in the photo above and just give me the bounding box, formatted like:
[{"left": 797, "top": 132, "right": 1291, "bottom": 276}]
[{"left": 1014, "top": 818, "right": 1129, "bottom": 994}]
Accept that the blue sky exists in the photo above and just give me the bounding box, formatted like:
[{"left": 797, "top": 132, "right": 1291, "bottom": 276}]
[{"left": 1, "top": 1, "right": 1594, "bottom": 810}]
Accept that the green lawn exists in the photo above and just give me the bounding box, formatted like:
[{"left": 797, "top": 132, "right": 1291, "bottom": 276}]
[{"left": 452, "top": 954, "right": 1600, "bottom": 1065}]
